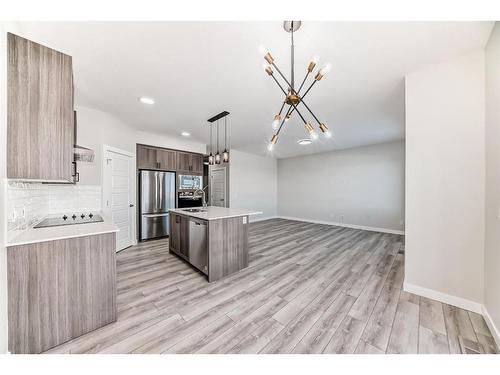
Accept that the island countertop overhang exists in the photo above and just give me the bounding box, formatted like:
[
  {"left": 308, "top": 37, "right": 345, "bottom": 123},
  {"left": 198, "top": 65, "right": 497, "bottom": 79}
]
[{"left": 169, "top": 206, "right": 263, "bottom": 221}]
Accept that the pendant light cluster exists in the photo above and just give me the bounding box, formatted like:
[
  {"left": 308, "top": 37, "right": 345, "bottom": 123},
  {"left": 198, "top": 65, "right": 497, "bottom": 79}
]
[{"left": 207, "top": 111, "right": 230, "bottom": 165}]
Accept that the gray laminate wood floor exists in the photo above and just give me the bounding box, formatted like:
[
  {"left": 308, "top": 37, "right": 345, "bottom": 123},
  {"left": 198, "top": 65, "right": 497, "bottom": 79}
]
[{"left": 45, "top": 219, "right": 498, "bottom": 354}]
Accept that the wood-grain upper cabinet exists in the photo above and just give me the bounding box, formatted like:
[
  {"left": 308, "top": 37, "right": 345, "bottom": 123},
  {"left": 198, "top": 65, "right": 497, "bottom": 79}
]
[
  {"left": 176, "top": 151, "right": 203, "bottom": 174},
  {"left": 137, "top": 145, "right": 177, "bottom": 171},
  {"left": 157, "top": 148, "right": 176, "bottom": 170},
  {"left": 176, "top": 151, "right": 192, "bottom": 173},
  {"left": 7, "top": 33, "right": 74, "bottom": 182},
  {"left": 137, "top": 145, "right": 159, "bottom": 169},
  {"left": 191, "top": 153, "right": 203, "bottom": 174}
]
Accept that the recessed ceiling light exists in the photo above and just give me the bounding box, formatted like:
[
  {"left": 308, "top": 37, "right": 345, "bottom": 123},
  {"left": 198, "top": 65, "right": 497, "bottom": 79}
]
[
  {"left": 138, "top": 96, "right": 155, "bottom": 105},
  {"left": 297, "top": 138, "right": 312, "bottom": 145},
  {"left": 181, "top": 132, "right": 191, "bottom": 137}
]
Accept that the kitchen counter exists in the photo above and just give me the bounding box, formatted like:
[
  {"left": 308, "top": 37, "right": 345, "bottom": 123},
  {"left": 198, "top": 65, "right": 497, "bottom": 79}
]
[
  {"left": 6, "top": 215, "right": 119, "bottom": 247},
  {"left": 169, "top": 206, "right": 263, "bottom": 221}
]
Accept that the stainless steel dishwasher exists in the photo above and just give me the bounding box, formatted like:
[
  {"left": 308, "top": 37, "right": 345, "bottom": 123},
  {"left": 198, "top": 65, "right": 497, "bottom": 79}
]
[{"left": 189, "top": 218, "right": 208, "bottom": 275}]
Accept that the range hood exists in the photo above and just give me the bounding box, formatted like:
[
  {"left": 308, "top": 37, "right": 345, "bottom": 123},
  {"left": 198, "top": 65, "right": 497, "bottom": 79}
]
[
  {"left": 73, "top": 111, "right": 95, "bottom": 162},
  {"left": 74, "top": 145, "right": 95, "bottom": 162}
]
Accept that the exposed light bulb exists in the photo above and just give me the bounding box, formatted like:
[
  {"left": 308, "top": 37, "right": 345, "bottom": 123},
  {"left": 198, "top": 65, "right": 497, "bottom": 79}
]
[
  {"left": 311, "top": 55, "right": 320, "bottom": 64},
  {"left": 258, "top": 45, "right": 268, "bottom": 56},
  {"left": 208, "top": 154, "right": 214, "bottom": 165},
  {"left": 222, "top": 149, "right": 229, "bottom": 163},
  {"left": 267, "top": 143, "right": 274, "bottom": 151},
  {"left": 320, "top": 62, "right": 332, "bottom": 76},
  {"left": 324, "top": 130, "right": 332, "bottom": 138},
  {"left": 310, "top": 131, "right": 319, "bottom": 140},
  {"left": 272, "top": 114, "right": 281, "bottom": 130},
  {"left": 215, "top": 152, "right": 221, "bottom": 164}
]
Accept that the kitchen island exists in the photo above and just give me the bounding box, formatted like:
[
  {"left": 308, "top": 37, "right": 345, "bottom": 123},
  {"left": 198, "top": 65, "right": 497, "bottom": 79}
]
[{"left": 169, "top": 206, "right": 262, "bottom": 282}]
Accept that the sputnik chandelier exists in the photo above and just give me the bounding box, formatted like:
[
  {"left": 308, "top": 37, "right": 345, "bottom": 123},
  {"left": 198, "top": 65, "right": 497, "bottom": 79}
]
[{"left": 261, "top": 21, "right": 332, "bottom": 150}]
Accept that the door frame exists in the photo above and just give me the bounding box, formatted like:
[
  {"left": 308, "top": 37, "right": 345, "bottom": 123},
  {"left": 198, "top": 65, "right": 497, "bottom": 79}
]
[
  {"left": 209, "top": 164, "right": 229, "bottom": 207},
  {"left": 102, "top": 144, "right": 136, "bottom": 251}
]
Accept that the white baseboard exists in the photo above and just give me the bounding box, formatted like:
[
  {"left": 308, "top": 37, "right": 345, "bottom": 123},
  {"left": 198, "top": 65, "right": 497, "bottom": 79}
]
[
  {"left": 403, "top": 281, "right": 482, "bottom": 314},
  {"left": 482, "top": 305, "right": 500, "bottom": 349},
  {"left": 277, "top": 215, "right": 405, "bottom": 235},
  {"left": 250, "top": 215, "right": 278, "bottom": 223}
]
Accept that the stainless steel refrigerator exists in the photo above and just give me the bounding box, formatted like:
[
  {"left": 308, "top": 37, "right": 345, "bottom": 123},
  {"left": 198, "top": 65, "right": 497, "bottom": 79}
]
[{"left": 139, "top": 170, "right": 176, "bottom": 241}]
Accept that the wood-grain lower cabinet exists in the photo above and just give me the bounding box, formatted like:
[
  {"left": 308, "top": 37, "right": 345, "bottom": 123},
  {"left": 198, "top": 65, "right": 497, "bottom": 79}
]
[
  {"left": 169, "top": 213, "right": 181, "bottom": 254},
  {"left": 7, "top": 33, "right": 74, "bottom": 182},
  {"left": 169, "top": 213, "right": 189, "bottom": 259},
  {"left": 7, "top": 233, "right": 117, "bottom": 354}
]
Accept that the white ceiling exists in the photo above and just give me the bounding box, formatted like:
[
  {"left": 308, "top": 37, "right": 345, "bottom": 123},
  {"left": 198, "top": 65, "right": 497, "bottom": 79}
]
[{"left": 17, "top": 21, "right": 494, "bottom": 158}]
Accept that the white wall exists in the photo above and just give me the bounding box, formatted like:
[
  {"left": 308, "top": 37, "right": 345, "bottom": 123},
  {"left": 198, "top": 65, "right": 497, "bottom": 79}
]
[
  {"left": 485, "top": 23, "right": 500, "bottom": 343},
  {"left": 404, "top": 50, "right": 485, "bottom": 311},
  {"left": 277, "top": 141, "right": 405, "bottom": 233},
  {"left": 75, "top": 106, "right": 206, "bottom": 186},
  {"left": 229, "top": 149, "right": 277, "bottom": 221}
]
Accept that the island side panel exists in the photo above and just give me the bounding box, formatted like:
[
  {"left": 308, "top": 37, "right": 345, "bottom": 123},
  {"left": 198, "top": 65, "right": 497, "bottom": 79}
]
[
  {"left": 208, "top": 215, "right": 249, "bottom": 282},
  {"left": 7, "top": 233, "right": 117, "bottom": 354}
]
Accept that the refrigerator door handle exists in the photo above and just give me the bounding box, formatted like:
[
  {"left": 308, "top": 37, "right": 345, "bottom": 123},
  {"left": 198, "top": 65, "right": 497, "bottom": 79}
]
[{"left": 159, "top": 173, "right": 163, "bottom": 210}]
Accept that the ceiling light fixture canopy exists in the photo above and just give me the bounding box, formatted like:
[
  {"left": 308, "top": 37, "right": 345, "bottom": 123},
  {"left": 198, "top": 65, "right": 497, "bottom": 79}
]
[
  {"left": 262, "top": 21, "right": 333, "bottom": 150},
  {"left": 297, "top": 138, "right": 312, "bottom": 145}
]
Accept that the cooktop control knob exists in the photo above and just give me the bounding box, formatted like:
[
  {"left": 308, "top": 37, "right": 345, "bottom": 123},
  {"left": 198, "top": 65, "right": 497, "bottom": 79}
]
[
  {"left": 72, "top": 214, "right": 76, "bottom": 220},
  {"left": 81, "top": 214, "right": 85, "bottom": 219},
  {"left": 89, "top": 213, "right": 93, "bottom": 218},
  {"left": 62, "top": 215, "right": 68, "bottom": 220}
]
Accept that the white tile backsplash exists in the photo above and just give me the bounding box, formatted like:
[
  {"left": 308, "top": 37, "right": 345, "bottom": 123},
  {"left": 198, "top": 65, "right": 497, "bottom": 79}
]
[{"left": 6, "top": 181, "right": 102, "bottom": 242}]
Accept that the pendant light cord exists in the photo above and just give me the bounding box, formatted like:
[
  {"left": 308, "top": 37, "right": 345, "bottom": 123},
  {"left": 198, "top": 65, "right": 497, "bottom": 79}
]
[
  {"left": 224, "top": 117, "right": 227, "bottom": 149},
  {"left": 217, "top": 120, "right": 219, "bottom": 153}
]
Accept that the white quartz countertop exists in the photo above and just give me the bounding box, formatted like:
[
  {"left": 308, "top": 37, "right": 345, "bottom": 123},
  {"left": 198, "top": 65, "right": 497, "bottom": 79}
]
[
  {"left": 6, "top": 216, "right": 119, "bottom": 247},
  {"left": 169, "top": 206, "right": 263, "bottom": 221}
]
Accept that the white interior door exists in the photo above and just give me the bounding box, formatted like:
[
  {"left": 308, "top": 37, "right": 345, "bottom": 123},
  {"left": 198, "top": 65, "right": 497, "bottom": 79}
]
[
  {"left": 102, "top": 146, "right": 134, "bottom": 252},
  {"left": 210, "top": 167, "right": 227, "bottom": 207}
]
